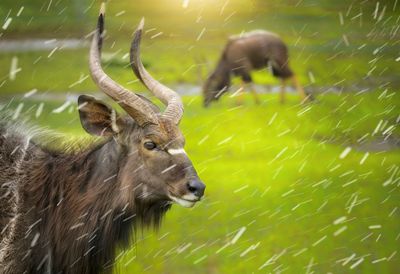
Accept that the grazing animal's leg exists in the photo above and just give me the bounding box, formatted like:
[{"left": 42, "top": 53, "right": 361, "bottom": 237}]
[
  {"left": 242, "top": 82, "right": 260, "bottom": 105},
  {"left": 280, "top": 78, "right": 287, "bottom": 104},
  {"left": 249, "top": 85, "right": 260, "bottom": 105},
  {"left": 270, "top": 60, "right": 292, "bottom": 104},
  {"left": 236, "top": 70, "right": 255, "bottom": 105},
  {"left": 236, "top": 84, "right": 245, "bottom": 106},
  {"left": 291, "top": 74, "right": 307, "bottom": 102}
]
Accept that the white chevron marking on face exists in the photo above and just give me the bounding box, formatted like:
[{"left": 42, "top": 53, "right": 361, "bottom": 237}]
[{"left": 168, "top": 148, "right": 186, "bottom": 155}]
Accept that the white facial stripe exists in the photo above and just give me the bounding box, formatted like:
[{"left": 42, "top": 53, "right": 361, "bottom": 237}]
[{"left": 168, "top": 148, "right": 186, "bottom": 155}]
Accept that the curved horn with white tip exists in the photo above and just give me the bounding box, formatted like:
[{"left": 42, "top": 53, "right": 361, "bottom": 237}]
[
  {"left": 89, "top": 3, "right": 159, "bottom": 127},
  {"left": 130, "top": 18, "right": 184, "bottom": 125}
]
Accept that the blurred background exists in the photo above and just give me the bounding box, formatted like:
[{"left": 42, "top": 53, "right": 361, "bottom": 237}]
[{"left": 0, "top": 0, "right": 399, "bottom": 273}]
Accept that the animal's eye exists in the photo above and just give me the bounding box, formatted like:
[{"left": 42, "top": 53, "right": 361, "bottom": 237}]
[{"left": 144, "top": 141, "right": 157, "bottom": 150}]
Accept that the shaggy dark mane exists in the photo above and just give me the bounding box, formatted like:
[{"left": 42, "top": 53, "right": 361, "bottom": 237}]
[
  {"left": 0, "top": 1, "right": 205, "bottom": 269},
  {"left": 0, "top": 118, "right": 171, "bottom": 273}
]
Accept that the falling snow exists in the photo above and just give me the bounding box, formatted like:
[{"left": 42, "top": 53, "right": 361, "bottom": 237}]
[{"left": 0, "top": 0, "right": 399, "bottom": 273}]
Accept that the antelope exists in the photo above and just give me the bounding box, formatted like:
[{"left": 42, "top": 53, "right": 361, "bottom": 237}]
[
  {"left": 203, "top": 30, "right": 307, "bottom": 107},
  {"left": 0, "top": 4, "right": 205, "bottom": 274}
]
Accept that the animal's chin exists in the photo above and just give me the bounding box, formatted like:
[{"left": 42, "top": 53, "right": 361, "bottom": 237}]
[{"left": 168, "top": 194, "right": 199, "bottom": 208}]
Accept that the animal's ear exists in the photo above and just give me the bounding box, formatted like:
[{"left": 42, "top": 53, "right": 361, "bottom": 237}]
[{"left": 78, "top": 95, "right": 124, "bottom": 137}]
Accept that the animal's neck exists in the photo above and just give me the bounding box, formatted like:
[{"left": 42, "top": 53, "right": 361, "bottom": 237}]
[
  {"left": 215, "top": 56, "right": 230, "bottom": 75},
  {"left": 25, "top": 140, "right": 136, "bottom": 273},
  {"left": 32, "top": 139, "right": 124, "bottom": 209},
  {"left": 215, "top": 57, "right": 231, "bottom": 87}
]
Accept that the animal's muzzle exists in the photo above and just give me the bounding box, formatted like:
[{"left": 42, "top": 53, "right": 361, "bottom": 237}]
[{"left": 186, "top": 179, "right": 206, "bottom": 198}]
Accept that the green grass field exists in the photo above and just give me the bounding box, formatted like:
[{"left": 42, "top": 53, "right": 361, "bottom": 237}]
[
  {"left": 3, "top": 91, "right": 399, "bottom": 273},
  {"left": 0, "top": 0, "right": 399, "bottom": 273}
]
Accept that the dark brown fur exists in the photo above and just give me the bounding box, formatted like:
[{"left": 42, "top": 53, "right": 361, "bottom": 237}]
[
  {"left": 0, "top": 100, "right": 202, "bottom": 274},
  {"left": 0, "top": 117, "right": 169, "bottom": 273}
]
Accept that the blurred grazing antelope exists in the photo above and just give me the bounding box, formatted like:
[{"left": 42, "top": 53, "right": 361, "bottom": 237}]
[
  {"left": 0, "top": 4, "right": 205, "bottom": 274},
  {"left": 203, "top": 30, "right": 307, "bottom": 107}
]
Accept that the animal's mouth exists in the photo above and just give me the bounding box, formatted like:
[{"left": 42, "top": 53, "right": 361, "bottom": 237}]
[{"left": 168, "top": 193, "right": 201, "bottom": 208}]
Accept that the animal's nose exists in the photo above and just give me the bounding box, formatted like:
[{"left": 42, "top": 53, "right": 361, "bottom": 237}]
[{"left": 187, "top": 179, "right": 206, "bottom": 198}]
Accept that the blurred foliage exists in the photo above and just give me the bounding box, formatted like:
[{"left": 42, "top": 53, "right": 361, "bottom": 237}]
[{"left": 0, "top": 0, "right": 399, "bottom": 94}]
